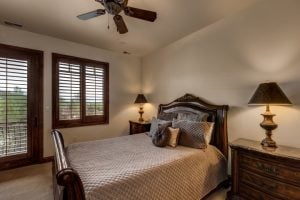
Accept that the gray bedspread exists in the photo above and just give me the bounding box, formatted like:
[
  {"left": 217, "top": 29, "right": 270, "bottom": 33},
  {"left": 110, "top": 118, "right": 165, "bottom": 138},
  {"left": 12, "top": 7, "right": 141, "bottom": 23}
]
[{"left": 67, "top": 133, "right": 227, "bottom": 200}]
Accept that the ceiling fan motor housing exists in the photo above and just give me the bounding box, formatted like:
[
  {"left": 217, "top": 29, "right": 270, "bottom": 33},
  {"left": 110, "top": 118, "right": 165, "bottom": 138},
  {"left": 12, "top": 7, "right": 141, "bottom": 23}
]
[{"left": 103, "top": 0, "right": 126, "bottom": 15}]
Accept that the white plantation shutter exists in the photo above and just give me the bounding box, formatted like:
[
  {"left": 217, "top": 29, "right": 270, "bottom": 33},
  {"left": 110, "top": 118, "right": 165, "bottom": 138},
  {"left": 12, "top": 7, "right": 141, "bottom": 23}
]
[
  {"left": 58, "top": 62, "right": 81, "bottom": 120},
  {"left": 53, "top": 54, "right": 109, "bottom": 128},
  {"left": 85, "top": 66, "right": 104, "bottom": 116},
  {"left": 0, "top": 57, "right": 28, "bottom": 157}
]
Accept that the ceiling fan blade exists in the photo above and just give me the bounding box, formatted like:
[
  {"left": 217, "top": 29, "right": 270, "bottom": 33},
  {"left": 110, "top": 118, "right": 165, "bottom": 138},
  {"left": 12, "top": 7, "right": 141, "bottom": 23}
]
[
  {"left": 113, "top": 15, "right": 128, "bottom": 34},
  {"left": 77, "top": 9, "right": 106, "bottom": 20},
  {"left": 124, "top": 7, "right": 157, "bottom": 22}
]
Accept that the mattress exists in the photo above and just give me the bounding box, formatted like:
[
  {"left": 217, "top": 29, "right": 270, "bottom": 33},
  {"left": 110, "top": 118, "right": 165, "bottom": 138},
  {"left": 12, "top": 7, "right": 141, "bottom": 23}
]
[{"left": 66, "top": 133, "right": 227, "bottom": 200}]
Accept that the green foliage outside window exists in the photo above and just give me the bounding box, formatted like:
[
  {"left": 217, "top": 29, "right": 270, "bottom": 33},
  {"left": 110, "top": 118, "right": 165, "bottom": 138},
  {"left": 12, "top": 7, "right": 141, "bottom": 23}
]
[{"left": 0, "top": 87, "right": 27, "bottom": 124}]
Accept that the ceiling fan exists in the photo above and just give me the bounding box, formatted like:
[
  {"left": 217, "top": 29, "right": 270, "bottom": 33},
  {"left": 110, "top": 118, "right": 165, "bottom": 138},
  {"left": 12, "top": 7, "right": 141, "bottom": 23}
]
[{"left": 77, "top": 0, "right": 157, "bottom": 34}]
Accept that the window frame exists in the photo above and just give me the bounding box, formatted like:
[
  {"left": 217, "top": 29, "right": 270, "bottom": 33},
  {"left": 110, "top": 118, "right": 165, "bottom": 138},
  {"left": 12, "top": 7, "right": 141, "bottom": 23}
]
[{"left": 52, "top": 53, "right": 109, "bottom": 128}]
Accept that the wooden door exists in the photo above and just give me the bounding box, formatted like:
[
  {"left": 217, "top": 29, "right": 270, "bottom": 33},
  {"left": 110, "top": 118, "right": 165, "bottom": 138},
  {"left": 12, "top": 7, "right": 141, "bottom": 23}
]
[{"left": 0, "top": 44, "right": 43, "bottom": 170}]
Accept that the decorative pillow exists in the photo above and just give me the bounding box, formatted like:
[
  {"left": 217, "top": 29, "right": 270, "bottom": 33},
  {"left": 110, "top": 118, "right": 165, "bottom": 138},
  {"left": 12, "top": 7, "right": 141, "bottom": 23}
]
[
  {"left": 152, "top": 123, "right": 171, "bottom": 147},
  {"left": 157, "top": 112, "right": 178, "bottom": 121},
  {"left": 149, "top": 117, "right": 171, "bottom": 137},
  {"left": 167, "top": 127, "right": 180, "bottom": 148},
  {"left": 205, "top": 122, "right": 214, "bottom": 144},
  {"left": 172, "top": 119, "right": 209, "bottom": 149},
  {"left": 177, "top": 112, "right": 209, "bottom": 122}
]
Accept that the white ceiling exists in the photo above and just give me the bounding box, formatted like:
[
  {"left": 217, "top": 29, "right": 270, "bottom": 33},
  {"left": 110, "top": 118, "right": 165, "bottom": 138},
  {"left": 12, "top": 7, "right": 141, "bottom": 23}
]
[{"left": 0, "top": 0, "right": 258, "bottom": 56}]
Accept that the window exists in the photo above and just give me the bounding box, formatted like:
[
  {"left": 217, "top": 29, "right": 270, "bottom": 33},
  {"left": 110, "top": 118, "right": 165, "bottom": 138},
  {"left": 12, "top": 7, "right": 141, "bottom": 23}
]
[{"left": 52, "top": 53, "right": 109, "bottom": 128}]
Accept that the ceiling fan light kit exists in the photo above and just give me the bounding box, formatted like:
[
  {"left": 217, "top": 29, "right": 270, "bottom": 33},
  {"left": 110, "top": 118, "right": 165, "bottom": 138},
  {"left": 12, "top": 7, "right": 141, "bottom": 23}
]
[{"left": 77, "top": 0, "right": 157, "bottom": 34}]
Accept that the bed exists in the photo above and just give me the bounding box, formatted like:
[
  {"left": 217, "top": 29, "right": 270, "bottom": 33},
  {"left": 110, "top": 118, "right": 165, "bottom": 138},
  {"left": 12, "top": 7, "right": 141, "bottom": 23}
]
[{"left": 52, "top": 94, "right": 229, "bottom": 200}]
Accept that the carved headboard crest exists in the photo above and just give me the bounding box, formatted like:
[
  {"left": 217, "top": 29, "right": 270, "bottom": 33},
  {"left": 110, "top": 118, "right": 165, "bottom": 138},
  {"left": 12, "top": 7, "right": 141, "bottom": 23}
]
[{"left": 175, "top": 93, "right": 204, "bottom": 103}]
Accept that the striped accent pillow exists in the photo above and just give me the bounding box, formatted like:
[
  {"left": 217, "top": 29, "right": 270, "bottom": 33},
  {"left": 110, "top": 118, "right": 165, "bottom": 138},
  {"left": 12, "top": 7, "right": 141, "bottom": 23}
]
[{"left": 157, "top": 112, "right": 178, "bottom": 121}]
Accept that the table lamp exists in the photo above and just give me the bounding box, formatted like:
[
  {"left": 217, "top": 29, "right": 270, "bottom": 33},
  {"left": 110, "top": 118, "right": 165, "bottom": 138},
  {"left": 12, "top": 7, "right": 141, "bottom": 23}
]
[
  {"left": 134, "top": 94, "right": 148, "bottom": 122},
  {"left": 248, "top": 82, "right": 292, "bottom": 148}
]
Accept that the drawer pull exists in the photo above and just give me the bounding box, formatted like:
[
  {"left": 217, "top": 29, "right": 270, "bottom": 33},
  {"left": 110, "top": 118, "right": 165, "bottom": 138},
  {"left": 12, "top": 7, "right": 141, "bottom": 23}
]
[{"left": 256, "top": 162, "right": 278, "bottom": 176}]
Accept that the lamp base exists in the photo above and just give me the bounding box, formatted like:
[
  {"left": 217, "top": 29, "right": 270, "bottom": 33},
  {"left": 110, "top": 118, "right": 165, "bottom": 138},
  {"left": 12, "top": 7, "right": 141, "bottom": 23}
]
[
  {"left": 260, "top": 105, "right": 278, "bottom": 148},
  {"left": 138, "top": 117, "right": 144, "bottom": 122},
  {"left": 261, "top": 134, "right": 277, "bottom": 148},
  {"left": 138, "top": 106, "right": 144, "bottom": 122}
]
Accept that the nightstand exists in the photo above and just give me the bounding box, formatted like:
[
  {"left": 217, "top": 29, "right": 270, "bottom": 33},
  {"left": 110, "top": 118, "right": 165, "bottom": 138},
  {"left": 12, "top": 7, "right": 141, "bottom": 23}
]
[
  {"left": 129, "top": 120, "right": 151, "bottom": 135},
  {"left": 228, "top": 139, "right": 300, "bottom": 200}
]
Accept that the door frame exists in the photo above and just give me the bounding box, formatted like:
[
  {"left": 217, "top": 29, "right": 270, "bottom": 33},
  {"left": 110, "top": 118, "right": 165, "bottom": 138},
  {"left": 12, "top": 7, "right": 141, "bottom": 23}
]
[{"left": 0, "top": 43, "right": 43, "bottom": 170}]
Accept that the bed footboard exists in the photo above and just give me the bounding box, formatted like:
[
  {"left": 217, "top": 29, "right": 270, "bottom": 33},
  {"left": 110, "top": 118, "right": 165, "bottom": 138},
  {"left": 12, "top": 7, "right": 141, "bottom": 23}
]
[{"left": 51, "top": 130, "right": 86, "bottom": 200}]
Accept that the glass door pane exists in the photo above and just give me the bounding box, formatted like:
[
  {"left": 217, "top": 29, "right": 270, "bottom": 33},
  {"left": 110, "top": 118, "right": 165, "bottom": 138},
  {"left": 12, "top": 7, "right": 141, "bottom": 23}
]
[{"left": 0, "top": 57, "right": 28, "bottom": 157}]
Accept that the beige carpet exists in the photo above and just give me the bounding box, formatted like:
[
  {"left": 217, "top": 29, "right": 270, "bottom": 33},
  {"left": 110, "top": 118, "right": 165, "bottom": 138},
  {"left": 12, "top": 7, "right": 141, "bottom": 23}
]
[
  {"left": 0, "top": 163, "right": 227, "bottom": 200},
  {"left": 0, "top": 163, "right": 53, "bottom": 200}
]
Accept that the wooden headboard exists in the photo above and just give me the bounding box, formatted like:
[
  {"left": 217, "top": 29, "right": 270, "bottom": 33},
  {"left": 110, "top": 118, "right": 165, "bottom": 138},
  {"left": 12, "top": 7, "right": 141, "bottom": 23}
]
[{"left": 158, "top": 94, "right": 229, "bottom": 159}]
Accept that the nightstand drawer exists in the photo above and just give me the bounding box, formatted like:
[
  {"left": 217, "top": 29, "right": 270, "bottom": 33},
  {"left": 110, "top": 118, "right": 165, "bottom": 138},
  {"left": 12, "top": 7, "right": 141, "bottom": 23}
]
[
  {"left": 131, "top": 125, "right": 144, "bottom": 133},
  {"left": 239, "top": 183, "right": 277, "bottom": 200},
  {"left": 240, "top": 169, "right": 300, "bottom": 200},
  {"left": 240, "top": 153, "right": 300, "bottom": 185},
  {"left": 129, "top": 121, "right": 151, "bottom": 135}
]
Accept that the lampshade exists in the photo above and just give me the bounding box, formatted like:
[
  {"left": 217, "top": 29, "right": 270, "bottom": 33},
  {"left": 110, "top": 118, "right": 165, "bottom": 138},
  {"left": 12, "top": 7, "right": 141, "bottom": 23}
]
[
  {"left": 134, "top": 94, "right": 148, "bottom": 104},
  {"left": 248, "top": 82, "right": 292, "bottom": 105}
]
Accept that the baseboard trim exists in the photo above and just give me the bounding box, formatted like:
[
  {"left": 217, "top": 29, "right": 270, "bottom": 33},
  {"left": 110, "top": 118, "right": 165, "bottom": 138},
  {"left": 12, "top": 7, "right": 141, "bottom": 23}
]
[
  {"left": 41, "top": 156, "right": 54, "bottom": 163},
  {"left": 0, "top": 156, "right": 54, "bottom": 171}
]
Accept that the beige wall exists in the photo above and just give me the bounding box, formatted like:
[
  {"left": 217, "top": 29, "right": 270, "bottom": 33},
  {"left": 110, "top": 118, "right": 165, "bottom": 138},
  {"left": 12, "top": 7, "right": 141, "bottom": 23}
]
[
  {"left": 0, "top": 25, "right": 142, "bottom": 157},
  {"left": 142, "top": 0, "right": 300, "bottom": 149}
]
